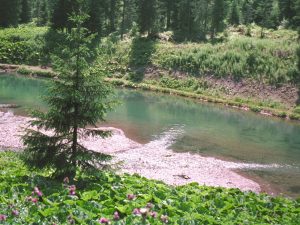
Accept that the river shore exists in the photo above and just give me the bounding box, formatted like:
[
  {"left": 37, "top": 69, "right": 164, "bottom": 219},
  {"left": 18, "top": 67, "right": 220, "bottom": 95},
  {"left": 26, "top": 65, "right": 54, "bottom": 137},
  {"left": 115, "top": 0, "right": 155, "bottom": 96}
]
[
  {"left": 0, "top": 110, "right": 268, "bottom": 194},
  {"left": 1, "top": 64, "right": 300, "bottom": 122}
]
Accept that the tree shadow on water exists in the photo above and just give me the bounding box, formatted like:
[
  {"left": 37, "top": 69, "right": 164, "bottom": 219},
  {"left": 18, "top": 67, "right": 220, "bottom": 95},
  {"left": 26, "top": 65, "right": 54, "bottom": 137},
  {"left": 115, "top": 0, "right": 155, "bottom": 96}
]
[{"left": 128, "top": 37, "right": 157, "bottom": 82}]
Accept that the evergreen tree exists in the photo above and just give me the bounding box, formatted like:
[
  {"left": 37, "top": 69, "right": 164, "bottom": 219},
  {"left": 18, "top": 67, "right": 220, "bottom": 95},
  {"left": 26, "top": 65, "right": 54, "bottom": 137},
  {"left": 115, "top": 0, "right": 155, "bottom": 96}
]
[
  {"left": 23, "top": 5, "right": 115, "bottom": 179},
  {"left": 0, "top": 0, "right": 21, "bottom": 27},
  {"left": 278, "top": 0, "right": 296, "bottom": 21},
  {"left": 292, "top": 0, "right": 300, "bottom": 28},
  {"left": 36, "top": 0, "right": 49, "bottom": 26},
  {"left": 211, "top": 0, "right": 225, "bottom": 39},
  {"left": 51, "top": 0, "right": 79, "bottom": 30},
  {"left": 20, "top": 0, "right": 31, "bottom": 24},
  {"left": 137, "top": 0, "right": 156, "bottom": 35},
  {"left": 241, "top": 0, "right": 254, "bottom": 24},
  {"left": 229, "top": 0, "right": 240, "bottom": 25},
  {"left": 86, "top": 0, "right": 103, "bottom": 34},
  {"left": 177, "top": 0, "right": 194, "bottom": 40},
  {"left": 254, "top": 0, "right": 276, "bottom": 36},
  {"left": 192, "top": 0, "right": 211, "bottom": 40}
]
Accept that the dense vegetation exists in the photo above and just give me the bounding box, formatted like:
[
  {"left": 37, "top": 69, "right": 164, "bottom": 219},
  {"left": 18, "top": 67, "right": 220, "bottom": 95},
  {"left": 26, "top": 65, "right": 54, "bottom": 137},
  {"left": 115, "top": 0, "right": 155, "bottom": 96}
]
[
  {"left": 0, "top": 0, "right": 299, "bottom": 40},
  {"left": 0, "top": 151, "right": 299, "bottom": 224}
]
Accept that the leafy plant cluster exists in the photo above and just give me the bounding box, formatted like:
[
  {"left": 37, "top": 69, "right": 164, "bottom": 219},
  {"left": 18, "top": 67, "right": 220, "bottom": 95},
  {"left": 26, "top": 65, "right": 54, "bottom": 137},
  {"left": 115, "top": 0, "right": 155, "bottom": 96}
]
[
  {"left": 0, "top": 152, "right": 299, "bottom": 224},
  {"left": 0, "top": 26, "right": 47, "bottom": 65}
]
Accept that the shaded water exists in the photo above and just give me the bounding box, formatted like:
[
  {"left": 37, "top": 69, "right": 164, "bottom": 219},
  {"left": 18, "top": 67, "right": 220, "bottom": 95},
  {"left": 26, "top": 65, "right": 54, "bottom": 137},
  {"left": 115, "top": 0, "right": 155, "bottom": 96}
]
[{"left": 1, "top": 74, "right": 300, "bottom": 198}]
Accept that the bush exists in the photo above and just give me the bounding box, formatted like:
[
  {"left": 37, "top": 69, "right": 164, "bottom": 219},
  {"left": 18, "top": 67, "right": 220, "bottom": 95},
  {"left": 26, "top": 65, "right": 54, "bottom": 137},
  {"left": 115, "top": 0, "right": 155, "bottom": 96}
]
[
  {"left": 0, "top": 26, "right": 48, "bottom": 65},
  {"left": 289, "top": 113, "right": 300, "bottom": 120},
  {"left": 250, "top": 106, "right": 262, "bottom": 112},
  {"left": 294, "top": 106, "right": 300, "bottom": 114}
]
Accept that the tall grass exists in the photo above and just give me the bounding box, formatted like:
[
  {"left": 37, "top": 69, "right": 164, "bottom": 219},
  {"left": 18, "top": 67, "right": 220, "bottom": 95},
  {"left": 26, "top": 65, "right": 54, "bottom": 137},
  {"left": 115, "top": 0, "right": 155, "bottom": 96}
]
[{"left": 152, "top": 36, "right": 298, "bottom": 84}]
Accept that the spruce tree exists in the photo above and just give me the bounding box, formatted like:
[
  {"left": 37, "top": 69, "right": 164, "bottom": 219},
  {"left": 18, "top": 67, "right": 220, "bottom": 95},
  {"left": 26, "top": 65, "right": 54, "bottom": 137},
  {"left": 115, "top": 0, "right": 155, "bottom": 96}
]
[
  {"left": 278, "top": 0, "right": 296, "bottom": 21},
  {"left": 229, "top": 0, "right": 240, "bottom": 26},
  {"left": 0, "top": 0, "right": 21, "bottom": 27},
  {"left": 51, "top": 0, "right": 79, "bottom": 31},
  {"left": 23, "top": 4, "right": 115, "bottom": 180},
  {"left": 241, "top": 0, "right": 254, "bottom": 24},
  {"left": 211, "top": 0, "right": 225, "bottom": 39},
  {"left": 87, "top": 0, "right": 103, "bottom": 34},
  {"left": 20, "top": 0, "right": 31, "bottom": 24},
  {"left": 137, "top": 0, "right": 156, "bottom": 35}
]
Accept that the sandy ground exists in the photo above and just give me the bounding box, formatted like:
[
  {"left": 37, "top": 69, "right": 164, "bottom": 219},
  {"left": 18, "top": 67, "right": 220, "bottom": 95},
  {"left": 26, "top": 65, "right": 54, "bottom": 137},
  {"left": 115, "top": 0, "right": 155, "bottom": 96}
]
[{"left": 0, "top": 111, "right": 265, "bottom": 193}]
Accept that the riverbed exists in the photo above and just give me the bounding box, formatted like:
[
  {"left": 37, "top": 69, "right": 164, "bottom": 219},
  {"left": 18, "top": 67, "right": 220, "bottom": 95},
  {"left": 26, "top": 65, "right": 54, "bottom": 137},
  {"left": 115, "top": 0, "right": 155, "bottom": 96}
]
[{"left": 1, "top": 74, "right": 300, "bottom": 198}]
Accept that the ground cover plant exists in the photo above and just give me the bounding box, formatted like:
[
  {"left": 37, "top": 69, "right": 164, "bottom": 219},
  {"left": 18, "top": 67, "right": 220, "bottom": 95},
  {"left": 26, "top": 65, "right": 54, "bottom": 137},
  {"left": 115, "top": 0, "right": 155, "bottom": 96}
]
[
  {"left": 0, "top": 26, "right": 47, "bottom": 65},
  {"left": 0, "top": 151, "right": 300, "bottom": 224}
]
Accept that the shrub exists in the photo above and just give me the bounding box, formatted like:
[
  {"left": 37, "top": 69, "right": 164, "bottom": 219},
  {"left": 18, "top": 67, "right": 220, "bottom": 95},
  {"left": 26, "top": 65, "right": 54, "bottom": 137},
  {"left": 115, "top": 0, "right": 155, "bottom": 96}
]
[
  {"left": 289, "top": 113, "right": 300, "bottom": 120},
  {"left": 250, "top": 106, "right": 262, "bottom": 112},
  {"left": 293, "top": 106, "right": 300, "bottom": 114}
]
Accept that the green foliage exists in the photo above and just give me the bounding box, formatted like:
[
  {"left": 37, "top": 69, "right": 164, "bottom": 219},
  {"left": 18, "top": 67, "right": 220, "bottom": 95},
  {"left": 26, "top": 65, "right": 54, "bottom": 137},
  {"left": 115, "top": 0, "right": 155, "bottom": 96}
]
[
  {"left": 289, "top": 113, "right": 300, "bottom": 120},
  {"left": 17, "top": 67, "right": 55, "bottom": 78},
  {"left": 0, "top": 0, "right": 21, "bottom": 27},
  {"left": 137, "top": 0, "right": 157, "bottom": 35},
  {"left": 22, "top": 11, "right": 115, "bottom": 179},
  {"left": 293, "top": 106, "right": 300, "bottom": 114},
  {"left": 0, "top": 26, "right": 47, "bottom": 65},
  {"left": 250, "top": 106, "right": 262, "bottom": 113},
  {"left": 0, "top": 152, "right": 300, "bottom": 224}
]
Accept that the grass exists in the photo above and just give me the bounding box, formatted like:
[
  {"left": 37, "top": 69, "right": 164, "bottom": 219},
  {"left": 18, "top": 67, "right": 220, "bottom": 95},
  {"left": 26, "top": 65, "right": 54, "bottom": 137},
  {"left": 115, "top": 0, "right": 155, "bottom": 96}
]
[
  {"left": 0, "top": 151, "right": 299, "bottom": 224},
  {"left": 100, "top": 26, "right": 298, "bottom": 85},
  {"left": 17, "top": 67, "right": 55, "bottom": 78}
]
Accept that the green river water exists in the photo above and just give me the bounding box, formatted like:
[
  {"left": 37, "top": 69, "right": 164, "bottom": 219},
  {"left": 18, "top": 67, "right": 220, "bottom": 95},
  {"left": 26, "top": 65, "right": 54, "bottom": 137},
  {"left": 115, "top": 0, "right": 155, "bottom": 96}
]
[{"left": 1, "top": 74, "right": 300, "bottom": 198}]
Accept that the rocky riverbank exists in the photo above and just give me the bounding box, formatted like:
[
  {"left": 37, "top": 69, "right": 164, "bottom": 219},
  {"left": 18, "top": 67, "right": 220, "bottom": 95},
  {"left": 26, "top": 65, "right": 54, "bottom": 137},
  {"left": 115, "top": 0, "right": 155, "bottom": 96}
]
[{"left": 0, "top": 111, "right": 264, "bottom": 193}]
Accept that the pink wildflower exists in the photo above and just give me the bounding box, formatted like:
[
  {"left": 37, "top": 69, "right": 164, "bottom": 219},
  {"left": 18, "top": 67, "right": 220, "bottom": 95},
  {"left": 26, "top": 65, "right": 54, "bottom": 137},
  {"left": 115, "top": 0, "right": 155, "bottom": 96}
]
[
  {"left": 139, "top": 208, "right": 148, "bottom": 216},
  {"left": 150, "top": 211, "right": 158, "bottom": 218},
  {"left": 32, "top": 198, "right": 38, "bottom": 203},
  {"left": 113, "top": 211, "right": 120, "bottom": 221},
  {"left": 161, "top": 215, "right": 169, "bottom": 223},
  {"left": 0, "top": 214, "right": 7, "bottom": 221},
  {"left": 99, "top": 217, "right": 110, "bottom": 224},
  {"left": 34, "top": 187, "right": 39, "bottom": 193},
  {"left": 12, "top": 210, "right": 19, "bottom": 216},
  {"left": 132, "top": 208, "right": 141, "bottom": 215},
  {"left": 127, "top": 194, "right": 136, "bottom": 200},
  {"left": 69, "top": 185, "right": 76, "bottom": 195}
]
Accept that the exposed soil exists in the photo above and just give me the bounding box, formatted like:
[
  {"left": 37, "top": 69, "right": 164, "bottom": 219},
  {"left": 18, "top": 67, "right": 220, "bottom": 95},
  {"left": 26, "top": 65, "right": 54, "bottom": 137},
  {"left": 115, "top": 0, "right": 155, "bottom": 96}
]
[{"left": 142, "top": 66, "right": 299, "bottom": 108}]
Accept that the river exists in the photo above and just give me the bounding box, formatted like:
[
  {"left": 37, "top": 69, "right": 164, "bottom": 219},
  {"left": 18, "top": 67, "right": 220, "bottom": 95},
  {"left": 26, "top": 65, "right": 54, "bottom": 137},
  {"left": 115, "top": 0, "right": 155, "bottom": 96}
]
[{"left": 1, "top": 74, "right": 300, "bottom": 198}]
